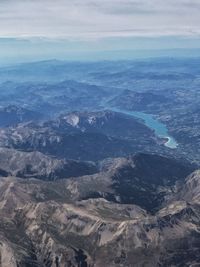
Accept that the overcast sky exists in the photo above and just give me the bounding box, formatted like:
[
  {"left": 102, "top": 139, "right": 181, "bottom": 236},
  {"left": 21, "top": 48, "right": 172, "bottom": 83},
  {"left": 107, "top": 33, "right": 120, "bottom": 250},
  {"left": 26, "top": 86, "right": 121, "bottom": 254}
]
[
  {"left": 0, "top": 0, "right": 200, "bottom": 39},
  {"left": 0, "top": 0, "right": 200, "bottom": 63}
]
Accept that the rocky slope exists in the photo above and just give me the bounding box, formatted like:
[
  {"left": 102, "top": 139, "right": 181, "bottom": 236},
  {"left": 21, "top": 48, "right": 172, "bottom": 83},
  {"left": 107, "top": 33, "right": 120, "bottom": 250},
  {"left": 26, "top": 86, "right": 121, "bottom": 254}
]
[
  {"left": 0, "top": 110, "right": 166, "bottom": 161},
  {"left": 0, "top": 58, "right": 200, "bottom": 267},
  {"left": 0, "top": 152, "right": 199, "bottom": 266},
  {"left": 0, "top": 148, "right": 97, "bottom": 180}
]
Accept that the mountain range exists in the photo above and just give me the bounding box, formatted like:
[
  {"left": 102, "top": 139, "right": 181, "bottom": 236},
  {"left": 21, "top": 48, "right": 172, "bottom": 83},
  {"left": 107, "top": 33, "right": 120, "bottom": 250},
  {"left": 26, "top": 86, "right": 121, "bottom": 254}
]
[{"left": 0, "top": 59, "right": 199, "bottom": 266}]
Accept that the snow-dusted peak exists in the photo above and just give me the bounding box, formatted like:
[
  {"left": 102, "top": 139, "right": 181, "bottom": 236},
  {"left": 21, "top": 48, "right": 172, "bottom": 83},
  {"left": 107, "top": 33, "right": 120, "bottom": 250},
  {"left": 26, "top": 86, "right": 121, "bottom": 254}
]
[
  {"left": 87, "top": 116, "right": 96, "bottom": 125},
  {"left": 64, "top": 114, "right": 80, "bottom": 127}
]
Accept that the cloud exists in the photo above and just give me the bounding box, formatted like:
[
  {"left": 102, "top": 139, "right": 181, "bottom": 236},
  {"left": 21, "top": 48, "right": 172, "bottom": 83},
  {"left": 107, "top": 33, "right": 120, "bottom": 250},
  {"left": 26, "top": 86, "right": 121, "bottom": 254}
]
[{"left": 0, "top": 0, "right": 199, "bottom": 39}]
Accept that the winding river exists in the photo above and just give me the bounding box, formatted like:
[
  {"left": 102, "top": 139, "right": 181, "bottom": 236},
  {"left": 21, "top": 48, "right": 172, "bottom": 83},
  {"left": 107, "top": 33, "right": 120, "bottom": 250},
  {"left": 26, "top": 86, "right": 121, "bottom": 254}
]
[{"left": 107, "top": 107, "right": 178, "bottom": 149}]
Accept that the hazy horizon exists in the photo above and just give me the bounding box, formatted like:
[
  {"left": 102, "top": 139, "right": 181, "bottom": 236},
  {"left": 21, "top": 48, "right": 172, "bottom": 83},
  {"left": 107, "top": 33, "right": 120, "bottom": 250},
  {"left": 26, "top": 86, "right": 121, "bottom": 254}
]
[
  {"left": 1, "top": 37, "right": 200, "bottom": 65},
  {"left": 0, "top": 0, "right": 200, "bottom": 64}
]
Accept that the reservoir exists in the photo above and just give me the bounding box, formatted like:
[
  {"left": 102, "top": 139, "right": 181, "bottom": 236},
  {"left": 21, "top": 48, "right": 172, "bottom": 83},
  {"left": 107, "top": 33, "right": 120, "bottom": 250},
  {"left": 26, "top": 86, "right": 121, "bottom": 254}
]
[{"left": 108, "top": 107, "right": 178, "bottom": 149}]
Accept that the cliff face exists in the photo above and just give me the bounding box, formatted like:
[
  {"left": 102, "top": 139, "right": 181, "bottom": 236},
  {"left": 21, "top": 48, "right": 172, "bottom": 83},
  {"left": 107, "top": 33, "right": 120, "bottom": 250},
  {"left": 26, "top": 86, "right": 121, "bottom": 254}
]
[{"left": 0, "top": 152, "right": 199, "bottom": 267}]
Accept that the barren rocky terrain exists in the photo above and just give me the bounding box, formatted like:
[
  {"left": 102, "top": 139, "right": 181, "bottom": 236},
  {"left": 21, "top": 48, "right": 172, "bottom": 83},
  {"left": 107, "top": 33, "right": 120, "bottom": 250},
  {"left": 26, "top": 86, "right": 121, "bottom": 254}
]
[{"left": 0, "top": 58, "right": 199, "bottom": 266}]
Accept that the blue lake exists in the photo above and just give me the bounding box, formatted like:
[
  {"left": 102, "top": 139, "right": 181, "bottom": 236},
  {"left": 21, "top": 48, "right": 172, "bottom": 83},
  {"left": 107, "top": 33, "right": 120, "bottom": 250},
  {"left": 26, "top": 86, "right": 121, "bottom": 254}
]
[{"left": 108, "top": 107, "right": 178, "bottom": 149}]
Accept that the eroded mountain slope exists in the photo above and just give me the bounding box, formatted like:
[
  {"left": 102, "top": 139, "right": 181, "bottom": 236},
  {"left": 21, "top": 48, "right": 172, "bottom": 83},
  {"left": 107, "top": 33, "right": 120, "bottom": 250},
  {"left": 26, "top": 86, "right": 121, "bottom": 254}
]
[{"left": 0, "top": 153, "right": 199, "bottom": 267}]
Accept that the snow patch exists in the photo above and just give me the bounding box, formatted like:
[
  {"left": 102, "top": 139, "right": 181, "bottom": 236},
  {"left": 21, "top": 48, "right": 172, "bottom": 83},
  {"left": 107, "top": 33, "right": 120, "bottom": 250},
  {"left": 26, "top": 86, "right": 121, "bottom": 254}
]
[
  {"left": 88, "top": 116, "right": 96, "bottom": 125},
  {"left": 64, "top": 114, "right": 80, "bottom": 127}
]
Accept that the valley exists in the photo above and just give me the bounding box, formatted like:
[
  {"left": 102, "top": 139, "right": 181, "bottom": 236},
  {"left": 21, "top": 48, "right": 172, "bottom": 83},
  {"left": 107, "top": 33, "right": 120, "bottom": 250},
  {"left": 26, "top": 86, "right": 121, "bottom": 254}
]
[
  {"left": 106, "top": 107, "right": 178, "bottom": 149},
  {"left": 0, "top": 58, "right": 199, "bottom": 266}
]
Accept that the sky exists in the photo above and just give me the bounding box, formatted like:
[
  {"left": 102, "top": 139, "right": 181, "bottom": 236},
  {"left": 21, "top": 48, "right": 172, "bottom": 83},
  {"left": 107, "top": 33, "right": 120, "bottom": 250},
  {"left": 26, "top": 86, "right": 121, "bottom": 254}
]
[{"left": 0, "top": 0, "right": 200, "bottom": 62}]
